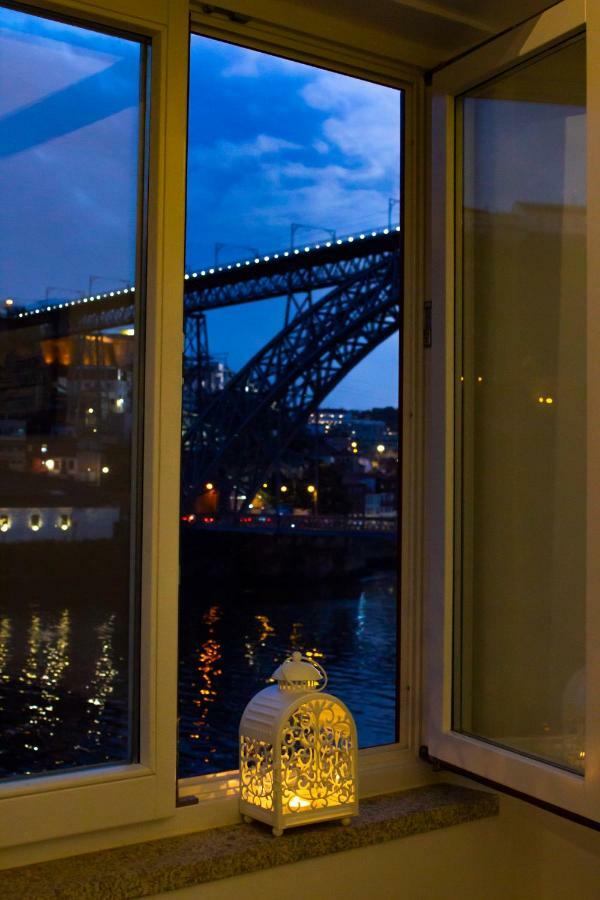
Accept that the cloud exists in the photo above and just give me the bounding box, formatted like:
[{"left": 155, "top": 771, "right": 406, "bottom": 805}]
[{"left": 301, "top": 71, "right": 401, "bottom": 183}]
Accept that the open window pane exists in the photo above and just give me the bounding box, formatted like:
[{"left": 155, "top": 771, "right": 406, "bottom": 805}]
[
  {"left": 454, "top": 37, "right": 586, "bottom": 773},
  {"left": 179, "top": 36, "right": 402, "bottom": 777},
  {"left": 0, "top": 7, "right": 145, "bottom": 780}
]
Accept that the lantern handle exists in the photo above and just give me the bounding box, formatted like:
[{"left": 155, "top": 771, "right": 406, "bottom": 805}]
[{"left": 312, "top": 658, "right": 328, "bottom": 691}]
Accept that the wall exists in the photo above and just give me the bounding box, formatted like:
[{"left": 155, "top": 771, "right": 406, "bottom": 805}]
[{"left": 150, "top": 793, "right": 600, "bottom": 900}]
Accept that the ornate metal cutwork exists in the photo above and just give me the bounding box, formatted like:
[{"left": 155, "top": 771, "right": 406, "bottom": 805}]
[
  {"left": 280, "top": 699, "right": 355, "bottom": 814},
  {"left": 240, "top": 735, "right": 274, "bottom": 811}
]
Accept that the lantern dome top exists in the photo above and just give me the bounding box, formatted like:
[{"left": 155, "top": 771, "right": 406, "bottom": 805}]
[{"left": 271, "top": 651, "right": 327, "bottom": 692}]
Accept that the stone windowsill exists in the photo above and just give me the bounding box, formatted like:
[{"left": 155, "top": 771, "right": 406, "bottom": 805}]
[{"left": 3, "top": 783, "right": 498, "bottom": 899}]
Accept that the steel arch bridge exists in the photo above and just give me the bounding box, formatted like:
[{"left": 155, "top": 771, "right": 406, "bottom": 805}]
[
  {"left": 1, "top": 226, "right": 402, "bottom": 509},
  {"left": 182, "top": 250, "right": 402, "bottom": 510}
]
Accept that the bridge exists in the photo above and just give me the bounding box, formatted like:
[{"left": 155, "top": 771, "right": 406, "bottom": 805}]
[{"left": 2, "top": 225, "right": 402, "bottom": 515}]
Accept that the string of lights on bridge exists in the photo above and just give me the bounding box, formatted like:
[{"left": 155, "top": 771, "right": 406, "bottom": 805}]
[
  {"left": 15, "top": 287, "right": 136, "bottom": 319},
  {"left": 11, "top": 224, "right": 401, "bottom": 320},
  {"left": 183, "top": 225, "right": 401, "bottom": 282}
]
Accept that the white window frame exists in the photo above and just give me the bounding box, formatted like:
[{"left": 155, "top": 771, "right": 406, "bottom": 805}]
[
  {"left": 0, "top": 0, "right": 188, "bottom": 850},
  {"left": 425, "top": 0, "right": 600, "bottom": 823},
  {"left": 0, "top": 0, "right": 430, "bottom": 866}
]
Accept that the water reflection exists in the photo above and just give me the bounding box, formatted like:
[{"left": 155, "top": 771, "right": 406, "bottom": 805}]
[
  {"left": 82, "top": 615, "right": 120, "bottom": 750},
  {"left": 178, "top": 568, "right": 398, "bottom": 778},
  {"left": 0, "top": 607, "right": 128, "bottom": 780}
]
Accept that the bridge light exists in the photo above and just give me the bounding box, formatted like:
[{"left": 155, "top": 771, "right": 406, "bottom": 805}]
[
  {"left": 395, "top": 225, "right": 401, "bottom": 231},
  {"left": 109, "top": 291, "right": 115, "bottom": 296},
  {"left": 209, "top": 268, "right": 215, "bottom": 274},
  {"left": 377, "top": 444, "right": 385, "bottom": 453},
  {"left": 254, "top": 258, "right": 260, "bottom": 263},
  {"left": 347, "top": 236, "right": 354, "bottom": 242},
  {"left": 274, "top": 254, "right": 279, "bottom": 259},
  {"left": 264, "top": 256, "right": 270, "bottom": 261},
  {"left": 205, "top": 482, "right": 214, "bottom": 491},
  {"left": 87, "top": 407, "right": 94, "bottom": 414},
  {"left": 371, "top": 231, "right": 377, "bottom": 236},
  {"left": 307, "top": 485, "right": 316, "bottom": 494},
  {"left": 45, "top": 459, "right": 55, "bottom": 471},
  {"left": 192, "top": 272, "right": 198, "bottom": 277},
  {"left": 383, "top": 228, "right": 390, "bottom": 234},
  {"left": 29, "top": 513, "right": 42, "bottom": 532},
  {"left": 102, "top": 466, "right": 110, "bottom": 474},
  {"left": 4, "top": 298, "right": 13, "bottom": 307},
  {"left": 236, "top": 262, "right": 241, "bottom": 267},
  {"left": 304, "top": 246, "right": 310, "bottom": 252},
  {"left": 58, "top": 514, "right": 71, "bottom": 532},
  {"left": 351, "top": 441, "right": 357, "bottom": 448},
  {"left": 360, "top": 234, "right": 365, "bottom": 239},
  {"left": 0, "top": 516, "right": 10, "bottom": 533},
  {"left": 326, "top": 241, "right": 332, "bottom": 247},
  {"left": 280, "top": 485, "right": 288, "bottom": 493},
  {"left": 294, "top": 249, "right": 300, "bottom": 254},
  {"left": 262, "top": 483, "right": 268, "bottom": 489},
  {"left": 336, "top": 239, "right": 342, "bottom": 245}
]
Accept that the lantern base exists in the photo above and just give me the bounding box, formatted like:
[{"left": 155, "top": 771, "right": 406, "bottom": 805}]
[
  {"left": 272, "top": 827, "right": 283, "bottom": 837},
  {"left": 240, "top": 798, "right": 359, "bottom": 835},
  {"left": 242, "top": 815, "right": 253, "bottom": 824}
]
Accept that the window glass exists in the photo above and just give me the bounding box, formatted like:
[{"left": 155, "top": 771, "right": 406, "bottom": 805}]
[
  {"left": 454, "top": 37, "right": 586, "bottom": 772},
  {"left": 179, "top": 36, "right": 402, "bottom": 776},
  {"left": 0, "top": 7, "right": 145, "bottom": 780}
]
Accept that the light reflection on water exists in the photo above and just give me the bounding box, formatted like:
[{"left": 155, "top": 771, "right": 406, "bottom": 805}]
[
  {"left": 0, "top": 571, "right": 398, "bottom": 780},
  {"left": 0, "top": 608, "right": 128, "bottom": 779},
  {"left": 178, "top": 570, "right": 398, "bottom": 778}
]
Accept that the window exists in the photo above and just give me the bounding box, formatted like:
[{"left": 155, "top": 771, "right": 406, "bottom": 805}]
[
  {"left": 427, "top": 0, "right": 600, "bottom": 824},
  {"left": 0, "top": 3, "right": 144, "bottom": 781},
  {"left": 0, "top": 0, "right": 421, "bottom": 860},
  {"left": 179, "top": 35, "right": 403, "bottom": 777}
]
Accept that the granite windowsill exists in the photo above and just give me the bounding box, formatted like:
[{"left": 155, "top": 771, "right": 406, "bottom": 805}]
[{"left": 2, "top": 783, "right": 498, "bottom": 899}]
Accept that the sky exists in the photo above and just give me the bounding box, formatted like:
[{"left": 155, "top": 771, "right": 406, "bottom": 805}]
[
  {"left": 0, "top": 10, "right": 403, "bottom": 409},
  {"left": 186, "top": 36, "right": 402, "bottom": 409},
  {"left": 0, "top": 10, "right": 587, "bottom": 410}
]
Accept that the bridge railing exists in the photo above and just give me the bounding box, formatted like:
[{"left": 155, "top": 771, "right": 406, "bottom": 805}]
[{"left": 182, "top": 512, "right": 397, "bottom": 534}]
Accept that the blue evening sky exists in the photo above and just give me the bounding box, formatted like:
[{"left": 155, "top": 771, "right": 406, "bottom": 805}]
[
  {"left": 3, "top": 14, "right": 582, "bottom": 410},
  {"left": 187, "top": 36, "right": 402, "bottom": 408}
]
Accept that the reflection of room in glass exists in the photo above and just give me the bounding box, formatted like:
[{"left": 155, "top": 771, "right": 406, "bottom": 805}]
[{"left": 178, "top": 36, "right": 402, "bottom": 777}]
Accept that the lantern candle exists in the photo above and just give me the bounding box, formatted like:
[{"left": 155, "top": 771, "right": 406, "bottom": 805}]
[{"left": 239, "top": 651, "right": 358, "bottom": 836}]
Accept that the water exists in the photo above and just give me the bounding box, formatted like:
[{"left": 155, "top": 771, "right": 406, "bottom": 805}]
[
  {"left": 0, "top": 535, "right": 397, "bottom": 780},
  {"left": 178, "top": 544, "right": 397, "bottom": 778}
]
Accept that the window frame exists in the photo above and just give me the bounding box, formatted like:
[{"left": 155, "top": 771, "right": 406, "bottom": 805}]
[
  {"left": 425, "top": 0, "right": 600, "bottom": 823},
  {"left": 0, "top": 0, "right": 188, "bottom": 850},
  {"left": 0, "top": 0, "right": 429, "bottom": 866},
  {"left": 178, "top": 4, "right": 429, "bottom": 796}
]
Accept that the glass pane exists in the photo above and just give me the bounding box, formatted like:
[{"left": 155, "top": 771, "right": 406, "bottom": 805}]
[
  {"left": 179, "top": 36, "right": 402, "bottom": 777},
  {"left": 454, "top": 37, "right": 586, "bottom": 773},
  {"left": 0, "top": 7, "right": 145, "bottom": 780}
]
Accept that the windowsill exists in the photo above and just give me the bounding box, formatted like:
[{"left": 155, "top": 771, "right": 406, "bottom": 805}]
[{"left": 2, "top": 783, "right": 498, "bottom": 899}]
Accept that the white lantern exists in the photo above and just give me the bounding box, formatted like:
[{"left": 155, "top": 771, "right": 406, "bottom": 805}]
[{"left": 239, "top": 652, "right": 358, "bottom": 836}]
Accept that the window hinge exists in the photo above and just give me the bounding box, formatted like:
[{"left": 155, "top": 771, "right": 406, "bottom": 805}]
[
  {"left": 200, "top": 4, "right": 252, "bottom": 25},
  {"left": 419, "top": 744, "right": 443, "bottom": 772},
  {"left": 423, "top": 301, "right": 432, "bottom": 348}
]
